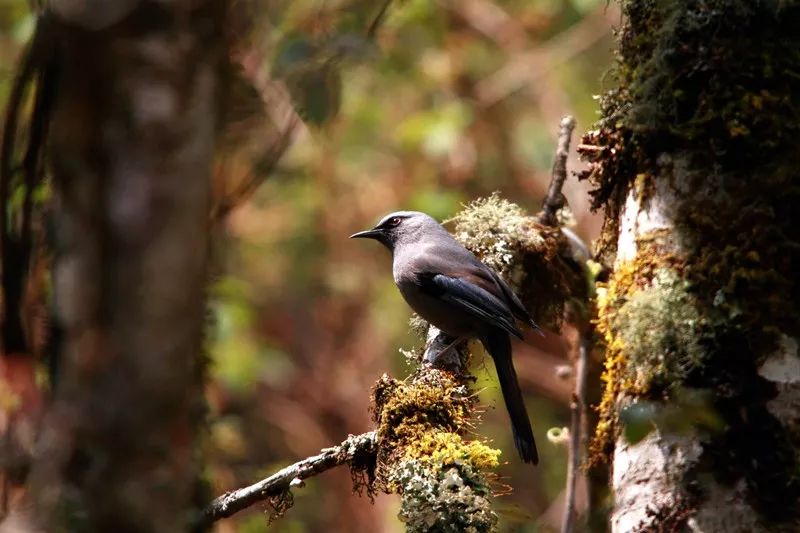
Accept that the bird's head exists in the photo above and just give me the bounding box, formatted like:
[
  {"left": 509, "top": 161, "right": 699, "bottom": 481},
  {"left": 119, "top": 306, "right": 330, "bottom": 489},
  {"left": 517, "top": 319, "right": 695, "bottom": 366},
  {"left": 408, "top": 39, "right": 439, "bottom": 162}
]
[{"left": 350, "top": 211, "right": 441, "bottom": 250}]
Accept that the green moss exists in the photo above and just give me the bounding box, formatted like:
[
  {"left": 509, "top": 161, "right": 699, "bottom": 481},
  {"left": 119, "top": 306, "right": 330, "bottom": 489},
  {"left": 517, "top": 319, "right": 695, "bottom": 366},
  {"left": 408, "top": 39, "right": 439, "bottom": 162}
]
[
  {"left": 371, "top": 369, "right": 500, "bottom": 481},
  {"left": 618, "top": 0, "right": 800, "bottom": 160},
  {"left": 407, "top": 432, "right": 501, "bottom": 471},
  {"left": 580, "top": 1, "right": 800, "bottom": 263},
  {"left": 372, "top": 371, "right": 472, "bottom": 453}
]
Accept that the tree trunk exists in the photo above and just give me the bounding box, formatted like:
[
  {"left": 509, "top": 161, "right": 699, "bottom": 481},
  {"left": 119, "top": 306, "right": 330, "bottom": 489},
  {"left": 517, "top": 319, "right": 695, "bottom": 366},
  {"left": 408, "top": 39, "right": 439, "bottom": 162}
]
[
  {"left": 20, "top": 2, "right": 227, "bottom": 530},
  {"left": 581, "top": 1, "right": 800, "bottom": 531}
]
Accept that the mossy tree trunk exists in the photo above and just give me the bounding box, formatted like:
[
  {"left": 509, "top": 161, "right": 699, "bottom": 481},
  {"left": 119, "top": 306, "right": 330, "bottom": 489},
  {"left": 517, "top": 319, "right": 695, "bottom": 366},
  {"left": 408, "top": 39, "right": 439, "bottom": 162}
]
[
  {"left": 581, "top": 1, "right": 800, "bottom": 531},
  {"left": 16, "top": 2, "right": 227, "bottom": 530}
]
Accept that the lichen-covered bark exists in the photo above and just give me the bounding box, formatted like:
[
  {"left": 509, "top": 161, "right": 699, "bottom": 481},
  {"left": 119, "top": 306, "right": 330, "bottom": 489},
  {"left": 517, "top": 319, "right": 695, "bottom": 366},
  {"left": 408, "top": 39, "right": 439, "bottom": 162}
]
[
  {"left": 580, "top": 1, "right": 800, "bottom": 531},
  {"left": 18, "top": 2, "right": 227, "bottom": 530}
]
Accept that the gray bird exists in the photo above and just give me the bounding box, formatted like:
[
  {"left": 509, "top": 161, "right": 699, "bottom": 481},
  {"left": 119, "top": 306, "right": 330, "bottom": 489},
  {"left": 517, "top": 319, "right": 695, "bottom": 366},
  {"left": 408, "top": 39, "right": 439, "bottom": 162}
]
[{"left": 351, "top": 211, "right": 540, "bottom": 464}]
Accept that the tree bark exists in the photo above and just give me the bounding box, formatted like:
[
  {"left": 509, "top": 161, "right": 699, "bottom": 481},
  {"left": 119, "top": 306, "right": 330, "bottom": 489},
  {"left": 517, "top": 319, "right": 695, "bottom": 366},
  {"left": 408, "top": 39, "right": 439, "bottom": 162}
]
[
  {"left": 581, "top": 1, "right": 800, "bottom": 531},
  {"left": 19, "top": 2, "right": 227, "bottom": 530}
]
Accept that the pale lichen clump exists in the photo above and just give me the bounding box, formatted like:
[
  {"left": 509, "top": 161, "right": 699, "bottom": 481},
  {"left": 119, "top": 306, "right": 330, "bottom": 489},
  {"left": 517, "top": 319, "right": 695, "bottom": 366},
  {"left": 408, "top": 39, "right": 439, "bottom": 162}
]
[
  {"left": 392, "top": 462, "right": 498, "bottom": 533},
  {"left": 447, "top": 193, "right": 545, "bottom": 284},
  {"left": 443, "top": 193, "right": 578, "bottom": 330},
  {"left": 612, "top": 268, "right": 705, "bottom": 390},
  {"left": 371, "top": 371, "right": 502, "bottom": 532}
]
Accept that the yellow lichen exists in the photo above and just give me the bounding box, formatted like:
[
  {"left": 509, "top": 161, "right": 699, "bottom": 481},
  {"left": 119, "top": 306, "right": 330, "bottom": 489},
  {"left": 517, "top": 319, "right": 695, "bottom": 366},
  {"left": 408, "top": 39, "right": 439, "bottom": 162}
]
[
  {"left": 372, "top": 371, "right": 471, "bottom": 451},
  {"left": 406, "top": 432, "right": 501, "bottom": 471},
  {"left": 589, "top": 234, "right": 687, "bottom": 464}
]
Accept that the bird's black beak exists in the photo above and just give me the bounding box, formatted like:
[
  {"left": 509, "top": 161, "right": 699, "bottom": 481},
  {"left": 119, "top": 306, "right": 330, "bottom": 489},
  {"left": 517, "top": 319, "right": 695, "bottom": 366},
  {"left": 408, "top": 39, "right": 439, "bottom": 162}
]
[{"left": 349, "top": 228, "right": 383, "bottom": 240}]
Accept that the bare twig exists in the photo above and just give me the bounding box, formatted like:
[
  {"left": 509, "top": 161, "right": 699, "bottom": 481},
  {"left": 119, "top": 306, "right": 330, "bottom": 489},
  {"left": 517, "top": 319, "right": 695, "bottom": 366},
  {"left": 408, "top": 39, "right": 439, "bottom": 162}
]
[
  {"left": 561, "top": 335, "right": 591, "bottom": 533},
  {"left": 575, "top": 143, "right": 605, "bottom": 152},
  {"left": 203, "top": 431, "right": 377, "bottom": 524},
  {"left": 366, "top": 0, "right": 393, "bottom": 39},
  {"left": 539, "top": 116, "right": 576, "bottom": 227}
]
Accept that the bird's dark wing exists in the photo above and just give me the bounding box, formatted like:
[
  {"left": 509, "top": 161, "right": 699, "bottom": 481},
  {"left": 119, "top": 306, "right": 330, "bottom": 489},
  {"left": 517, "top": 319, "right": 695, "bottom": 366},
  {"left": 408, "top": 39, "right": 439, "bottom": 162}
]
[
  {"left": 417, "top": 272, "right": 524, "bottom": 339},
  {"left": 485, "top": 269, "right": 541, "bottom": 332}
]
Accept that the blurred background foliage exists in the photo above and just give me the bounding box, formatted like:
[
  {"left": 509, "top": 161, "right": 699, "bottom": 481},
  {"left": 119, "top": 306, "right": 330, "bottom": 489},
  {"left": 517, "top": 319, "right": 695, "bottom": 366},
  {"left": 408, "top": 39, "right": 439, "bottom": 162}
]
[{"left": 1, "top": 0, "right": 614, "bottom": 530}]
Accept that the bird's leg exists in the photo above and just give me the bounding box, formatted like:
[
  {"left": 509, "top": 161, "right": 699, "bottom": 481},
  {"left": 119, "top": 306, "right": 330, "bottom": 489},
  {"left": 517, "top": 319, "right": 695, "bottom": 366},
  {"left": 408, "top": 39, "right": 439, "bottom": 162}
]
[
  {"left": 424, "top": 334, "right": 468, "bottom": 370},
  {"left": 438, "top": 335, "right": 467, "bottom": 358}
]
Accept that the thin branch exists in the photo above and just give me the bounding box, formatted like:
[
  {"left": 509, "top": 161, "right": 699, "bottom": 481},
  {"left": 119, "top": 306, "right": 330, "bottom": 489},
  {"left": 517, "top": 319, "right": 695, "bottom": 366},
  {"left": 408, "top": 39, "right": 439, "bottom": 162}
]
[
  {"left": 203, "top": 431, "right": 377, "bottom": 524},
  {"left": 539, "top": 115, "right": 576, "bottom": 227},
  {"left": 366, "top": 0, "right": 393, "bottom": 39},
  {"left": 561, "top": 334, "right": 591, "bottom": 533}
]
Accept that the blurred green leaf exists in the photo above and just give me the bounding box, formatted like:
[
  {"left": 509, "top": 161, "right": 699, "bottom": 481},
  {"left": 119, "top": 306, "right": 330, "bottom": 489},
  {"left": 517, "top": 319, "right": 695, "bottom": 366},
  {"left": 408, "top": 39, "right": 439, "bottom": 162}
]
[
  {"left": 287, "top": 62, "right": 342, "bottom": 126},
  {"left": 621, "top": 389, "right": 724, "bottom": 445},
  {"left": 620, "top": 401, "right": 658, "bottom": 444},
  {"left": 408, "top": 189, "right": 463, "bottom": 221},
  {"left": 271, "top": 35, "right": 317, "bottom": 78},
  {"left": 395, "top": 101, "right": 472, "bottom": 156},
  {"left": 570, "top": 0, "right": 603, "bottom": 15}
]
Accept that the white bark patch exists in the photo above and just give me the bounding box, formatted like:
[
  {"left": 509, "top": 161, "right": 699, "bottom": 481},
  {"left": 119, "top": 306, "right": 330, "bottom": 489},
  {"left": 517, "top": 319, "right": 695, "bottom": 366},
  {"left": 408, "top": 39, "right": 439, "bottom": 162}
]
[
  {"left": 689, "top": 479, "right": 765, "bottom": 533},
  {"left": 758, "top": 335, "right": 800, "bottom": 383},
  {"left": 611, "top": 431, "right": 702, "bottom": 533},
  {"left": 758, "top": 335, "right": 800, "bottom": 432},
  {"left": 616, "top": 176, "right": 679, "bottom": 263}
]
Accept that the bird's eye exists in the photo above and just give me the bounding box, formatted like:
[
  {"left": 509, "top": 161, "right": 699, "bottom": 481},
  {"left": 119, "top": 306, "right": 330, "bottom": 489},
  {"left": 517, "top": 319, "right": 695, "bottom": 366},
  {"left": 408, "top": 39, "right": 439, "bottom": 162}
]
[{"left": 387, "top": 217, "right": 402, "bottom": 227}]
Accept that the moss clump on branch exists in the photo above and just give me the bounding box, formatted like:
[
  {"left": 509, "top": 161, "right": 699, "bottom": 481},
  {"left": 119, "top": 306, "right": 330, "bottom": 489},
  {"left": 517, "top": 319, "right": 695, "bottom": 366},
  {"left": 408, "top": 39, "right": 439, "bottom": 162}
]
[
  {"left": 444, "top": 193, "right": 580, "bottom": 331},
  {"left": 370, "top": 370, "right": 501, "bottom": 532},
  {"left": 372, "top": 371, "right": 473, "bottom": 457}
]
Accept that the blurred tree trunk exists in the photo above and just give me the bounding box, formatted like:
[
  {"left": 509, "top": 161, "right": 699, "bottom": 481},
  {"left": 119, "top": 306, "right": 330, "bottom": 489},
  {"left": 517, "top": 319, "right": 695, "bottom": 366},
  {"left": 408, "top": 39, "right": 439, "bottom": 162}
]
[
  {"left": 581, "top": 1, "right": 800, "bottom": 532},
  {"left": 18, "top": 2, "right": 227, "bottom": 530}
]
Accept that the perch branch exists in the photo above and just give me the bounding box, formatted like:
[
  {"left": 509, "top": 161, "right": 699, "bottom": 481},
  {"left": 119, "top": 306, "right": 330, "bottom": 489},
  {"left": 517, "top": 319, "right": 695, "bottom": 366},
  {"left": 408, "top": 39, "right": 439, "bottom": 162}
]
[
  {"left": 561, "top": 335, "right": 590, "bottom": 533},
  {"left": 540, "top": 115, "right": 576, "bottom": 227},
  {"left": 203, "top": 431, "right": 377, "bottom": 524}
]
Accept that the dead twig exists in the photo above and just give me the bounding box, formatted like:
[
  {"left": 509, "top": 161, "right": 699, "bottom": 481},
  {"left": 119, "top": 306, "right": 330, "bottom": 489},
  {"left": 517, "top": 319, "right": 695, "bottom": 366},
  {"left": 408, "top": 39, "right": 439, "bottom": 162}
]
[
  {"left": 202, "top": 431, "right": 377, "bottom": 524},
  {"left": 540, "top": 116, "right": 576, "bottom": 227}
]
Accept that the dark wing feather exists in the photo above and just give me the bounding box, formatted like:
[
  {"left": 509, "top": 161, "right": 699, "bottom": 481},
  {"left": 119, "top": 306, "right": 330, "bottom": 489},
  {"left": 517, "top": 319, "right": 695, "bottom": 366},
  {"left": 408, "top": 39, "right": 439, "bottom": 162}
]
[
  {"left": 417, "top": 272, "right": 524, "bottom": 339},
  {"left": 485, "top": 269, "right": 542, "bottom": 332}
]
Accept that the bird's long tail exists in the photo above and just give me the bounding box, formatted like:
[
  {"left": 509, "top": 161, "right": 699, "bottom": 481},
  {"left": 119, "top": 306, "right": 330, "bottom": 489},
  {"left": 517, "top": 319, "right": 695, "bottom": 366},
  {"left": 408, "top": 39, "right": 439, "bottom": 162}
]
[{"left": 484, "top": 330, "right": 539, "bottom": 465}]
